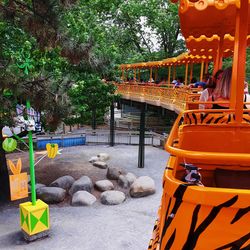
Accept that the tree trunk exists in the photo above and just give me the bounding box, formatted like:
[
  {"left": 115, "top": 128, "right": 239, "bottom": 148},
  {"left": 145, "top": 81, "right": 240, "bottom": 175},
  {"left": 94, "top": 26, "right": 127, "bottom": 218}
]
[
  {"left": 92, "top": 108, "right": 96, "bottom": 130},
  {"left": 0, "top": 126, "right": 10, "bottom": 202}
]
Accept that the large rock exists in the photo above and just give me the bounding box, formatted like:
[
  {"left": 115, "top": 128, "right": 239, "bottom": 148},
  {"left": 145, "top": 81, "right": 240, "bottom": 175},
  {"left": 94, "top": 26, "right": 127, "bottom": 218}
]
[
  {"left": 93, "top": 161, "right": 108, "bottom": 169},
  {"left": 50, "top": 175, "right": 75, "bottom": 190},
  {"left": 37, "top": 187, "right": 66, "bottom": 203},
  {"left": 71, "top": 191, "right": 96, "bottom": 206},
  {"left": 97, "top": 153, "right": 110, "bottom": 161},
  {"left": 107, "top": 167, "right": 126, "bottom": 180},
  {"left": 100, "top": 190, "right": 126, "bottom": 205},
  {"left": 130, "top": 176, "right": 156, "bottom": 198},
  {"left": 117, "top": 175, "right": 130, "bottom": 189},
  {"left": 89, "top": 156, "right": 99, "bottom": 163},
  {"left": 29, "top": 183, "right": 46, "bottom": 192},
  {"left": 126, "top": 172, "right": 137, "bottom": 185},
  {"left": 69, "top": 176, "right": 93, "bottom": 196},
  {"left": 95, "top": 180, "right": 114, "bottom": 191}
]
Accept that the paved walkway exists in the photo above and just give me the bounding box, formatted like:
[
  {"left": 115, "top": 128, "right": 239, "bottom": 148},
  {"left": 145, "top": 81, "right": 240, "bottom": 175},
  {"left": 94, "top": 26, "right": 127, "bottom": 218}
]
[{"left": 0, "top": 145, "right": 169, "bottom": 250}]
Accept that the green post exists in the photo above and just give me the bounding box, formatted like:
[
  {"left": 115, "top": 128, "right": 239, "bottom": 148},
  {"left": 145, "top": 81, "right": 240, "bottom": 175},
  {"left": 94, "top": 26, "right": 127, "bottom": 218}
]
[{"left": 26, "top": 100, "right": 36, "bottom": 205}]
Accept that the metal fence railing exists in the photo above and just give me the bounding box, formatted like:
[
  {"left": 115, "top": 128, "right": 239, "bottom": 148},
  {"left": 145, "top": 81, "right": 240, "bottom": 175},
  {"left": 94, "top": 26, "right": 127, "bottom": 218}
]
[{"left": 36, "top": 130, "right": 167, "bottom": 148}]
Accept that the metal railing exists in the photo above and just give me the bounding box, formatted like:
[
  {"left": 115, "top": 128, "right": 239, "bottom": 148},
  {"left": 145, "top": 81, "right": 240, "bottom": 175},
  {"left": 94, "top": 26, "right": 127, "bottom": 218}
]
[
  {"left": 36, "top": 130, "right": 167, "bottom": 148},
  {"left": 115, "top": 83, "right": 200, "bottom": 113}
]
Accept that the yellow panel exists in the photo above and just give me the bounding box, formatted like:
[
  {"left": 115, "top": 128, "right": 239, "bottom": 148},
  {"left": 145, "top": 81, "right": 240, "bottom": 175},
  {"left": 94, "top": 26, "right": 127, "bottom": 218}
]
[
  {"left": 19, "top": 200, "right": 49, "bottom": 236},
  {"left": 20, "top": 206, "right": 29, "bottom": 234},
  {"left": 31, "top": 221, "right": 48, "bottom": 235}
]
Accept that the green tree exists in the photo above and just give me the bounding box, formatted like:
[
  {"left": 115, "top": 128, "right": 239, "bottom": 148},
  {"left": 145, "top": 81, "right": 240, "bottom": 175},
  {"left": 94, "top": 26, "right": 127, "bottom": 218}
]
[
  {"left": 0, "top": 18, "right": 70, "bottom": 200},
  {"left": 68, "top": 75, "right": 117, "bottom": 129}
]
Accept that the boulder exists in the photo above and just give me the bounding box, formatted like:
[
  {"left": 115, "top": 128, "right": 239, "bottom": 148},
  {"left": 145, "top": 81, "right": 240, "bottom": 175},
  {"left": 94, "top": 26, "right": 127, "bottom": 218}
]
[
  {"left": 29, "top": 183, "right": 46, "bottom": 192},
  {"left": 95, "top": 180, "right": 114, "bottom": 191},
  {"left": 89, "top": 156, "right": 99, "bottom": 163},
  {"left": 69, "top": 176, "right": 93, "bottom": 196},
  {"left": 130, "top": 176, "right": 156, "bottom": 198},
  {"left": 50, "top": 175, "right": 75, "bottom": 190},
  {"left": 117, "top": 175, "right": 130, "bottom": 189},
  {"left": 100, "top": 190, "right": 126, "bottom": 205},
  {"left": 37, "top": 187, "right": 66, "bottom": 203},
  {"left": 71, "top": 191, "right": 96, "bottom": 206},
  {"left": 107, "top": 167, "right": 126, "bottom": 180},
  {"left": 126, "top": 172, "right": 137, "bottom": 185},
  {"left": 97, "top": 153, "right": 110, "bottom": 161},
  {"left": 93, "top": 161, "right": 108, "bottom": 169}
]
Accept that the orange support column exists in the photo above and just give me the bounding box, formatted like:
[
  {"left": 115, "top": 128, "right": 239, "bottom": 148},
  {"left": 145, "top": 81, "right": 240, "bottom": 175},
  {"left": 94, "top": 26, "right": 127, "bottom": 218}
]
[
  {"left": 150, "top": 68, "right": 153, "bottom": 82},
  {"left": 185, "top": 63, "right": 188, "bottom": 85},
  {"left": 134, "top": 69, "right": 136, "bottom": 82},
  {"left": 205, "top": 61, "right": 209, "bottom": 74},
  {"left": 200, "top": 61, "right": 204, "bottom": 81},
  {"left": 213, "top": 37, "right": 224, "bottom": 75},
  {"left": 155, "top": 68, "right": 158, "bottom": 82},
  {"left": 168, "top": 66, "right": 171, "bottom": 84},
  {"left": 230, "top": 0, "right": 248, "bottom": 122}
]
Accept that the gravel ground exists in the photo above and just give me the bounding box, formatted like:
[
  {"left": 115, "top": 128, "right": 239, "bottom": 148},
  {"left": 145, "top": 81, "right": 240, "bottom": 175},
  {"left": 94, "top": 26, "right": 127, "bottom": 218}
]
[{"left": 0, "top": 145, "right": 169, "bottom": 250}]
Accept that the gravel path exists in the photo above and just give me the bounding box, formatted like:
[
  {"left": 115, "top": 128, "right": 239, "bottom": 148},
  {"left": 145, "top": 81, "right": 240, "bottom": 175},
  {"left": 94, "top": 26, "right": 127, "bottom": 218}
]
[{"left": 0, "top": 145, "right": 168, "bottom": 250}]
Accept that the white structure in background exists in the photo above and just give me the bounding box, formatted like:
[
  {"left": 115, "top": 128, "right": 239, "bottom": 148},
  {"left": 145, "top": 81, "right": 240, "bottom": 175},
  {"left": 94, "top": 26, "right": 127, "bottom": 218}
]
[{"left": 2, "top": 104, "right": 41, "bottom": 137}]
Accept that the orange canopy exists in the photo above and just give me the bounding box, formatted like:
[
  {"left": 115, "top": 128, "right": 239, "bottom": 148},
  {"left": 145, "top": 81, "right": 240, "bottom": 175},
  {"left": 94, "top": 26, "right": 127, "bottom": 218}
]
[
  {"left": 175, "top": 0, "right": 250, "bottom": 38},
  {"left": 120, "top": 52, "right": 212, "bottom": 70}
]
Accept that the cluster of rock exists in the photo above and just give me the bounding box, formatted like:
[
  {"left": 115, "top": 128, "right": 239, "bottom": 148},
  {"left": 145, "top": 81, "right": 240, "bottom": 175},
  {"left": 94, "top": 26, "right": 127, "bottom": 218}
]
[{"left": 34, "top": 153, "right": 156, "bottom": 206}]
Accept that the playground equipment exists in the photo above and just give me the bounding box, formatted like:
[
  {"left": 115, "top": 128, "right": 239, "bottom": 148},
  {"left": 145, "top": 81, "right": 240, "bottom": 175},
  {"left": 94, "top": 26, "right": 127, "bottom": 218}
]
[{"left": 1, "top": 99, "right": 59, "bottom": 240}]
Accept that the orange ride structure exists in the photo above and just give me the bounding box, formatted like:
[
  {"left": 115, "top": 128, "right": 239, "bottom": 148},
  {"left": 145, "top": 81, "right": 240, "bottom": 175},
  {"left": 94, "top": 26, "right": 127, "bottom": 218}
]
[{"left": 146, "top": 0, "right": 250, "bottom": 249}]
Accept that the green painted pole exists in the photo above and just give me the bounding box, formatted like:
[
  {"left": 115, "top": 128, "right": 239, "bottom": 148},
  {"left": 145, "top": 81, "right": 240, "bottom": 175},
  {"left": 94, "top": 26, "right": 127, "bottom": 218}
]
[{"left": 26, "top": 100, "right": 36, "bottom": 206}]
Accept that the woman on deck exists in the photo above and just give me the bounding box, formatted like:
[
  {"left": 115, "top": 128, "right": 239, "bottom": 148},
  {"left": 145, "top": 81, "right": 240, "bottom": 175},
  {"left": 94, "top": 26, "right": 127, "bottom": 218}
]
[
  {"left": 201, "top": 67, "right": 250, "bottom": 109},
  {"left": 199, "top": 69, "right": 223, "bottom": 109}
]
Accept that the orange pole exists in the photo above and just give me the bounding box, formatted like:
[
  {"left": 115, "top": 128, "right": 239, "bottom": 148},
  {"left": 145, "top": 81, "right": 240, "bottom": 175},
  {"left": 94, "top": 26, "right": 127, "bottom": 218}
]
[
  {"left": 168, "top": 66, "right": 171, "bottom": 84},
  {"left": 138, "top": 69, "right": 140, "bottom": 82},
  {"left": 155, "top": 68, "right": 158, "bottom": 82},
  {"left": 185, "top": 63, "right": 188, "bottom": 85},
  {"left": 134, "top": 69, "right": 136, "bottom": 82},
  {"left": 213, "top": 37, "right": 224, "bottom": 75},
  {"left": 200, "top": 61, "right": 204, "bottom": 81},
  {"left": 205, "top": 61, "right": 209, "bottom": 74},
  {"left": 230, "top": 0, "right": 248, "bottom": 123}
]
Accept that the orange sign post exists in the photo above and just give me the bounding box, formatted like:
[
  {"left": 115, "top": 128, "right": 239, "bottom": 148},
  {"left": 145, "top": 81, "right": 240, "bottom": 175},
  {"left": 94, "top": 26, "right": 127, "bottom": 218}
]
[{"left": 8, "top": 158, "right": 28, "bottom": 201}]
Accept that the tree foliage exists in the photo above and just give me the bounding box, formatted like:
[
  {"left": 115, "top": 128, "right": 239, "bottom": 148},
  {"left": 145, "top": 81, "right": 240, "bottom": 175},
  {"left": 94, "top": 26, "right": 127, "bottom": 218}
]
[{"left": 68, "top": 75, "right": 117, "bottom": 129}]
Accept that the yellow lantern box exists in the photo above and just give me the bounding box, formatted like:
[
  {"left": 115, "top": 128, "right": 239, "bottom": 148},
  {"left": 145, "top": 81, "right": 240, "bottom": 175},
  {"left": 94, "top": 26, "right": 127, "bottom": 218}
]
[{"left": 20, "top": 199, "right": 49, "bottom": 236}]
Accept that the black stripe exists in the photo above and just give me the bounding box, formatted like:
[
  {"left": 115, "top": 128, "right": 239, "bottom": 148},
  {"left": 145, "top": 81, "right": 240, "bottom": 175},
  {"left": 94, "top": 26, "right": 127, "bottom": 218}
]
[
  {"left": 243, "top": 117, "right": 250, "bottom": 123},
  {"left": 186, "top": 113, "right": 192, "bottom": 124},
  {"left": 192, "top": 113, "right": 197, "bottom": 124},
  {"left": 165, "top": 229, "right": 176, "bottom": 250},
  {"left": 161, "top": 185, "right": 188, "bottom": 247},
  {"left": 231, "top": 206, "right": 250, "bottom": 224},
  {"left": 182, "top": 205, "right": 201, "bottom": 250},
  {"left": 206, "top": 117, "right": 214, "bottom": 124},
  {"left": 227, "top": 114, "right": 231, "bottom": 123},
  {"left": 215, "top": 232, "right": 250, "bottom": 250},
  {"left": 166, "top": 167, "right": 174, "bottom": 170},
  {"left": 161, "top": 197, "right": 172, "bottom": 241},
  {"left": 214, "top": 116, "right": 224, "bottom": 124},
  {"left": 182, "top": 195, "right": 238, "bottom": 250},
  {"left": 201, "top": 113, "right": 209, "bottom": 123}
]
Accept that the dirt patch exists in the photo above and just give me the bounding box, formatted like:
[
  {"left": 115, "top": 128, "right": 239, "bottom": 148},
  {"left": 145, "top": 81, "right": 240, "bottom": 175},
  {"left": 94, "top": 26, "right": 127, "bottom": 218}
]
[{"left": 4, "top": 147, "right": 130, "bottom": 207}]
